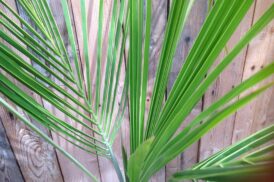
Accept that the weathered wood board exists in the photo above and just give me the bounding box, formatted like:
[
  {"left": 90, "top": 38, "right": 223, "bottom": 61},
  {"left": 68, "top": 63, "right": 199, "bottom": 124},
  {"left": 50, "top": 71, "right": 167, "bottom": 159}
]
[
  {"left": 199, "top": 0, "right": 274, "bottom": 163},
  {"left": 0, "top": 117, "right": 24, "bottom": 182},
  {"left": 232, "top": 0, "right": 274, "bottom": 143},
  {"left": 0, "top": 1, "right": 63, "bottom": 181},
  {"left": 199, "top": 1, "right": 257, "bottom": 161}
]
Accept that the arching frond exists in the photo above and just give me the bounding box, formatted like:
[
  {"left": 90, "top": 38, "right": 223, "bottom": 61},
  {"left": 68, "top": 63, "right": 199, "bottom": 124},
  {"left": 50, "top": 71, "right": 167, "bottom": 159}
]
[{"left": 0, "top": 0, "right": 273, "bottom": 181}]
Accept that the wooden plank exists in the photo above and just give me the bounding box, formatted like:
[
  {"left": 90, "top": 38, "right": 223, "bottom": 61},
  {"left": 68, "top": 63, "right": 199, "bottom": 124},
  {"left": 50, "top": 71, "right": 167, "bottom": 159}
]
[
  {"left": 46, "top": 90, "right": 101, "bottom": 182},
  {"left": 0, "top": 2, "right": 24, "bottom": 182},
  {"left": 0, "top": 1, "right": 63, "bottom": 181},
  {"left": 0, "top": 117, "right": 24, "bottom": 182},
  {"left": 0, "top": 100, "right": 63, "bottom": 182},
  {"left": 165, "top": 0, "right": 207, "bottom": 180},
  {"left": 198, "top": 1, "right": 257, "bottom": 161},
  {"left": 232, "top": 0, "right": 274, "bottom": 143}
]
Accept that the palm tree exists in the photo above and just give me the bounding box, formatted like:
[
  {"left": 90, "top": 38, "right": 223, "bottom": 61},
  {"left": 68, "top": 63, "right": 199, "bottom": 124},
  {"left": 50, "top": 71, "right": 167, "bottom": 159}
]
[{"left": 0, "top": 0, "right": 273, "bottom": 181}]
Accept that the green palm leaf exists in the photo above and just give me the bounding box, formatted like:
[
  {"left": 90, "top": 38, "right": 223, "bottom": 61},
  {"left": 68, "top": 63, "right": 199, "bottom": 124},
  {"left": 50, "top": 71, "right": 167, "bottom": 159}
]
[
  {"left": 0, "top": 0, "right": 127, "bottom": 180},
  {"left": 0, "top": 0, "right": 273, "bottom": 181},
  {"left": 170, "top": 124, "right": 274, "bottom": 181}
]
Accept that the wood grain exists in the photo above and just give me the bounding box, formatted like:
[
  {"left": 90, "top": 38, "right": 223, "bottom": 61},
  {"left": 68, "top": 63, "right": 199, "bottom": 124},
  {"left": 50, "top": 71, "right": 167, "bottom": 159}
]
[
  {"left": 232, "top": 0, "right": 274, "bottom": 143},
  {"left": 0, "top": 117, "right": 24, "bottom": 182},
  {"left": 0, "top": 2, "right": 24, "bottom": 179},
  {"left": 1, "top": 1, "right": 63, "bottom": 181},
  {"left": 199, "top": 1, "right": 257, "bottom": 161}
]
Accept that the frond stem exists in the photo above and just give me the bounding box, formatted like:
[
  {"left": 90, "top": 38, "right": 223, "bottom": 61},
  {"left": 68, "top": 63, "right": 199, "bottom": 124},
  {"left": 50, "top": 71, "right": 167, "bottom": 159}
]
[{"left": 97, "top": 122, "right": 124, "bottom": 182}]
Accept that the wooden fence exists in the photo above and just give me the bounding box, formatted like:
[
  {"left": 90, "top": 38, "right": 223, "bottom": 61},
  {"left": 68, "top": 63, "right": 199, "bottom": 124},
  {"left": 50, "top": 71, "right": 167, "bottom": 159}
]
[{"left": 0, "top": 0, "right": 273, "bottom": 181}]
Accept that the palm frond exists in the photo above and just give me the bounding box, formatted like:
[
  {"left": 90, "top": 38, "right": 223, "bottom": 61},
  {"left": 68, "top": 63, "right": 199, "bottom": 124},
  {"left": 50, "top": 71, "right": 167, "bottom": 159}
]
[
  {"left": 145, "top": 0, "right": 195, "bottom": 140},
  {"left": 0, "top": 97, "right": 98, "bottom": 181},
  {"left": 0, "top": 0, "right": 128, "bottom": 180},
  {"left": 0, "top": 0, "right": 273, "bottom": 181},
  {"left": 135, "top": 1, "right": 274, "bottom": 180},
  {"left": 170, "top": 124, "right": 274, "bottom": 181}
]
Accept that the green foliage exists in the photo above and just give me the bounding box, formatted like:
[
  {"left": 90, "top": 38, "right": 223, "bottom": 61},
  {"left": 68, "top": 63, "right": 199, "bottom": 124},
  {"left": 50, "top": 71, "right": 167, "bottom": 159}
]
[
  {"left": 127, "top": 137, "right": 154, "bottom": 182},
  {"left": 0, "top": 0, "right": 273, "bottom": 181},
  {"left": 170, "top": 124, "right": 274, "bottom": 181}
]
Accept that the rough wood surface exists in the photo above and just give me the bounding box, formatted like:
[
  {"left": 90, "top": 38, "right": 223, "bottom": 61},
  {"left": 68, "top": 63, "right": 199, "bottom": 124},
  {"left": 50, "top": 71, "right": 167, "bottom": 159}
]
[
  {"left": 0, "top": 117, "right": 24, "bottom": 182},
  {"left": 198, "top": 1, "right": 257, "bottom": 161},
  {"left": 232, "top": 0, "right": 274, "bottom": 143},
  {"left": 1, "top": 1, "right": 63, "bottom": 181},
  {"left": 0, "top": 2, "right": 24, "bottom": 182}
]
